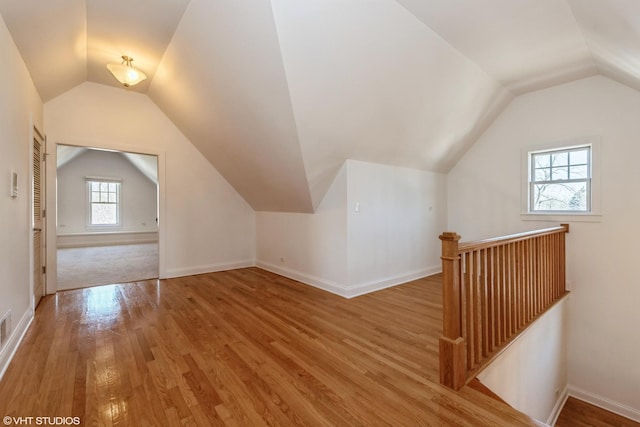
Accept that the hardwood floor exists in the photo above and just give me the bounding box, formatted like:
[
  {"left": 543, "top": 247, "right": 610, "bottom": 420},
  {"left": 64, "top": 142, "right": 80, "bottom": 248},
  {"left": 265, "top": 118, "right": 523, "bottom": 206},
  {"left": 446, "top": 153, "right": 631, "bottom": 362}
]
[
  {"left": 556, "top": 397, "right": 640, "bottom": 427},
  {"left": 0, "top": 268, "right": 543, "bottom": 426}
]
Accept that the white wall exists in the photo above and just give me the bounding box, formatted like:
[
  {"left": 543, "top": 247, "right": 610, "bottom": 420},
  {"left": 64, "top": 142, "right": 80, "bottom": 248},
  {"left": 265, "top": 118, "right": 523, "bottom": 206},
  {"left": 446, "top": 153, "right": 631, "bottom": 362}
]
[
  {"left": 0, "top": 15, "right": 43, "bottom": 378},
  {"left": 477, "top": 298, "right": 568, "bottom": 424},
  {"left": 256, "top": 160, "right": 446, "bottom": 298},
  {"left": 448, "top": 76, "right": 640, "bottom": 421},
  {"left": 256, "top": 164, "right": 348, "bottom": 295},
  {"left": 45, "top": 82, "right": 256, "bottom": 287},
  {"left": 57, "top": 149, "right": 157, "bottom": 235},
  {"left": 346, "top": 160, "right": 446, "bottom": 296}
]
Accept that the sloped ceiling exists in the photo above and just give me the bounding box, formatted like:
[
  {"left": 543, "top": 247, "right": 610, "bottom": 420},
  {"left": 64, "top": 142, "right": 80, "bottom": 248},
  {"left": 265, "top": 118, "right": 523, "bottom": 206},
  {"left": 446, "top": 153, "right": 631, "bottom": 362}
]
[
  {"left": 147, "top": 0, "right": 313, "bottom": 212},
  {"left": 1, "top": 0, "right": 640, "bottom": 212},
  {"left": 56, "top": 146, "right": 88, "bottom": 168},
  {"left": 57, "top": 146, "right": 158, "bottom": 183},
  {"left": 396, "top": 0, "right": 598, "bottom": 94}
]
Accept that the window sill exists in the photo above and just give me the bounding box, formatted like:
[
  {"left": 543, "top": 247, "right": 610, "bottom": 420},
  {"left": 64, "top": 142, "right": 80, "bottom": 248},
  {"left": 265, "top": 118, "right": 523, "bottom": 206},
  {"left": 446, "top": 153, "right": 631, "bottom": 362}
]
[
  {"left": 520, "top": 213, "right": 602, "bottom": 223},
  {"left": 86, "top": 225, "right": 122, "bottom": 232}
]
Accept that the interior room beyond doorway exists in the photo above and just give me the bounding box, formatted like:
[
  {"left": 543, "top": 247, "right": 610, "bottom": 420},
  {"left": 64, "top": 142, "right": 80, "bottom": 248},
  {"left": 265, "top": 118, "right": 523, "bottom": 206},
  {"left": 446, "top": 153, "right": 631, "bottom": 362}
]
[{"left": 56, "top": 145, "right": 159, "bottom": 290}]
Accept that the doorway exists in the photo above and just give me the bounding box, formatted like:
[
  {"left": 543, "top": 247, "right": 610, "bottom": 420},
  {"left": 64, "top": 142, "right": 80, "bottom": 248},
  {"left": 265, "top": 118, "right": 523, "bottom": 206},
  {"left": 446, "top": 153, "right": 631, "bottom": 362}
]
[{"left": 55, "top": 145, "right": 159, "bottom": 290}]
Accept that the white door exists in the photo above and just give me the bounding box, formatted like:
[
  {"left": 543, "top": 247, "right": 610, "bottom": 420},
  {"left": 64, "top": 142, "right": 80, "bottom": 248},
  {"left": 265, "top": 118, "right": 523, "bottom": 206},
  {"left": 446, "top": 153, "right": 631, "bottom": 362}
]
[{"left": 32, "top": 128, "right": 46, "bottom": 307}]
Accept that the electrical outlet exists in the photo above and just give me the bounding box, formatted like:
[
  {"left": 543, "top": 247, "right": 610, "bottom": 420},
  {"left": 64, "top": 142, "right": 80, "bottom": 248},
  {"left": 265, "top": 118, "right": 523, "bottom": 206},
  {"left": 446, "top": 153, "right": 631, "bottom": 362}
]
[{"left": 280, "top": 257, "right": 285, "bottom": 263}]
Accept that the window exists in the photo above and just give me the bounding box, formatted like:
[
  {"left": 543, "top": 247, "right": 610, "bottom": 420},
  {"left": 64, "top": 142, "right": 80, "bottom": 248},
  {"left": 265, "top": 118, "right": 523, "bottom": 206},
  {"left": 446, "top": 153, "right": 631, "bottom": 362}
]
[
  {"left": 521, "top": 136, "right": 601, "bottom": 222},
  {"left": 87, "top": 179, "right": 120, "bottom": 226},
  {"left": 529, "top": 145, "right": 591, "bottom": 212}
]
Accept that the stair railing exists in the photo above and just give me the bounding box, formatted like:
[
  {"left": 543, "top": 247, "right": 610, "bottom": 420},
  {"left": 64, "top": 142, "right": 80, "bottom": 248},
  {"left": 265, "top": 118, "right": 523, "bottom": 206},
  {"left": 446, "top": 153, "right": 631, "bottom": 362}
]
[{"left": 439, "top": 224, "right": 569, "bottom": 390}]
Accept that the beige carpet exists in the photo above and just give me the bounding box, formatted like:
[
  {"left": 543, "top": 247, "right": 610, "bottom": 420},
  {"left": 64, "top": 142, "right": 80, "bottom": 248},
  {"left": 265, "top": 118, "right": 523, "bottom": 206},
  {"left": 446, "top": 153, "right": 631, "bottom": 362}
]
[{"left": 57, "top": 243, "right": 158, "bottom": 290}]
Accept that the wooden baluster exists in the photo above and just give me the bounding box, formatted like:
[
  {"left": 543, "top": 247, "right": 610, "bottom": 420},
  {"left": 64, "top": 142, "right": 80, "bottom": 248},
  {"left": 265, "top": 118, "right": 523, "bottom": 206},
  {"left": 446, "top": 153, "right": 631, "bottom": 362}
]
[
  {"left": 556, "top": 233, "right": 564, "bottom": 298},
  {"left": 509, "top": 242, "right": 516, "bottom": 335},
  {"left": 473, "top": 251, "right": 482, "bottom": 368},
  {"left": 492, "top": 246, "right": 500, "bottom": 347},
  {"left": 544, "top": 235, "right": 548, "bottom": 304},
  {"left": 546, "top": 234, "right": 551, "bottom": 305},
  {"left": 551, "top": 234, "right": 555, "bottom": 301},
  {"left": 504, "top": 243, "right": 509, "bottom": 339},
  {"left": 439, "top": 232, "right": 465, "bottom": 390},
  {"left": 486, "top": 247, "right": 494, "bottom": 354},
  {"left": 535, "top": 236, "right": 541, "bottom": 314},
  {"left": 480, "top": 249, "right": 489, "bottom": 358},
  {"left": 511, "top": 242, "right": 517, "bottom": 331},
  {"left": 505, "top": 244, "right": 511, "bottom": 339},
  {"left": 540, "top": 236, "right": 545, "bottom": 312},
  {"left": 543, "top": 236, "right": 548, "bottom": 308},
  {"left": 553, "top": 235, "right": 557, "bottom": 296},
  {"left": 520, "top": 240, "right": 525, "bottom": 329},
  {"left": 545, "top": 235, "right": 554, "bottom": 307},
  {"left": 523, "top": 240, "right": 528, "bottom": 325},
  {"left": 544, "top": 236, "right": 548, "bottom": 302},
  {"left": 528, "top": 237, "right": 534, "bottom": 319},
  {"left": 465, "top": 251, "right": 473, "bottom": 372},
  {"left": 530, "top": 238, "right": 535, "bottom": 321},
  {"left": 538, "top": 236, "right": 543, "bottom": 310},
  {"left": 515, "top": 240, "right": 522, "bottom": 330},
  {"left": 499, "top": 246, "right": 508, "bottom": 344},
  {"left": 561, "top": 224, "right": 568, "bottom": 293}
]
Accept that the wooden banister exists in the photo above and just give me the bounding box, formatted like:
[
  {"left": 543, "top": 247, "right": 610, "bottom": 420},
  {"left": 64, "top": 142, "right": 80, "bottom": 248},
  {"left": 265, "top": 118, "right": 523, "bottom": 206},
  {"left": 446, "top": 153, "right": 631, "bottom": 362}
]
[
  {"left": 439, "top": 232, "right": 465, "bottom": 389},
  {"left": 457, "top": 225, "right": 569, "bottom": 252},
  {"left": 439, "top": 224, "right": 569, "bottom": 390}
]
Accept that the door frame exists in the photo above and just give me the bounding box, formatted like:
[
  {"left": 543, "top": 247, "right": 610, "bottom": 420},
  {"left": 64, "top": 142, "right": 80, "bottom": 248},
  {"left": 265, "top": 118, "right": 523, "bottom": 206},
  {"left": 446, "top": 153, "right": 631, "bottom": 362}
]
[{"left": 45, "top": 139, "right": 167, "bottom": 294}]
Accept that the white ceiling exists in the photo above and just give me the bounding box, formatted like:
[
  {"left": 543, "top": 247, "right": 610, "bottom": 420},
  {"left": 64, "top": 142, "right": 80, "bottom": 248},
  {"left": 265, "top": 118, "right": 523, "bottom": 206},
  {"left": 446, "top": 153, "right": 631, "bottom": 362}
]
[
  {"left": 396, "top": 0, "right": 598, "bottom": 94},
  {"left": 57, "top": 146, "right": 158, "bottom": 183},
  {"left": 2, "top": 0, "right": 639, "bottom": 212},
  {"left": 0, "top": 0, "right": 189, "bottom": 99}
]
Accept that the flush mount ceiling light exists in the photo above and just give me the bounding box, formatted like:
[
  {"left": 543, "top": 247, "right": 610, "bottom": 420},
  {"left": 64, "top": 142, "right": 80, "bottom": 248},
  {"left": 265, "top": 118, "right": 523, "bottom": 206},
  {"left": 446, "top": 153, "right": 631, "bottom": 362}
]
[{"left": 106, "top": 55, "right": 147, "bottom": 87}]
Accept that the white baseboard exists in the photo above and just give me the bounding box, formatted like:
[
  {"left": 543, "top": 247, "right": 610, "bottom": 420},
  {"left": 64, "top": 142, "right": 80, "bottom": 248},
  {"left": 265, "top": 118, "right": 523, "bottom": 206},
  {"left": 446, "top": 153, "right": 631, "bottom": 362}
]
[
  {"left": 568, "top": 385, "right": 640, "bottom": 423},
  {"left": 165, "top": 260, "right": 256, "bottom": 279},
  {"left": 0, "top": 307, "right": 34, "bottom": 382},
  {"left": 344, "top": 265, "right": 441, "bottom": 298},
  {"left": 256, "top": 261, "right": 441, "bottom": 299},
  {"left": 256, "top": 261, "right": 349, "bottom": 297},
  {"left": 547, "top": 385, "right": 570, "bottom": 426},
  {"left": 57, "top": 231, "right": 158, "bottom": 248}
]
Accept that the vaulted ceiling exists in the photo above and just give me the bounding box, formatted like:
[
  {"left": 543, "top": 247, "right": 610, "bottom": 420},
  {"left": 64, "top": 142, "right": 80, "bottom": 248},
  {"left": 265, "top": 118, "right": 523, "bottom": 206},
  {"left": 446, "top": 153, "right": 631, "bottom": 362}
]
[{"left": 2, "top": 0, "right": 639, "bottom": 212}]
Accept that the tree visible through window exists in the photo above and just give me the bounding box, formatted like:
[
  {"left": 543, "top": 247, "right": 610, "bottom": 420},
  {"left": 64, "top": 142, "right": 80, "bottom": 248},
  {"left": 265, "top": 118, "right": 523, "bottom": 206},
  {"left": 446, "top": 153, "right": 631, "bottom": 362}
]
[
  {"left": 89, "top": 180, "right": 120, "bottom": 225},
  {"left": 530, "top": 146, "right": 591, "bottom": 212}
]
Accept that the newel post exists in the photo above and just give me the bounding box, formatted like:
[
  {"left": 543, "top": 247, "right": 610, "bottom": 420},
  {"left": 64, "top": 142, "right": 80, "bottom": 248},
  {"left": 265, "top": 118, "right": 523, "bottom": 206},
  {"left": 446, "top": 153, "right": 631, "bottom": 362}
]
[{"left": 439, "top": 232, "right": 466, "bottom": 390}]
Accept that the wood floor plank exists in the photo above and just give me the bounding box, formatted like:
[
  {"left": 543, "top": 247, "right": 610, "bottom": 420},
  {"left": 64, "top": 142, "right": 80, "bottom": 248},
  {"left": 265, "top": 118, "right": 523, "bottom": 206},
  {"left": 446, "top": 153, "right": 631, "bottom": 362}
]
[
  {"left": 556, "top": 397, "right": 640, "bottom": 427},
  {"left": 0, "top": 268, "right": 546, "bottom": 425}
]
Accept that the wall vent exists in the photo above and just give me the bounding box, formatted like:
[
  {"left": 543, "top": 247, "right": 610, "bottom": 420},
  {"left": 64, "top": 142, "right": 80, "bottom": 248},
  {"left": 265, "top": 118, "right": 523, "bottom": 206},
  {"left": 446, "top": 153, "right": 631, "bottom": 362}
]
[{"left": 0, "top": 311, "right": 10, "bottom": 348}]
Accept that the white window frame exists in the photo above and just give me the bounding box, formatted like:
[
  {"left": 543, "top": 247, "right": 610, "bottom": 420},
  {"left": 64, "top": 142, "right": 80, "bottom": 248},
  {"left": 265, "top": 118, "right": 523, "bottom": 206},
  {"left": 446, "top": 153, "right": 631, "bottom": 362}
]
[
  {"left": 86, "top": 177, "right": 122, "bottom": 230},
  {"left": 521, "top": 136, "right": 602, "bottom": 222}
]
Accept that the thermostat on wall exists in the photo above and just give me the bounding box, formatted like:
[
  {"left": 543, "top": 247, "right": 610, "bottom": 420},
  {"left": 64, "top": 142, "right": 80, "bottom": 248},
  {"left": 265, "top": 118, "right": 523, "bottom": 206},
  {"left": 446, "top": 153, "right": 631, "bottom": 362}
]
[{"left": 10, "top": 171, "right": 18, "bottom": 198}]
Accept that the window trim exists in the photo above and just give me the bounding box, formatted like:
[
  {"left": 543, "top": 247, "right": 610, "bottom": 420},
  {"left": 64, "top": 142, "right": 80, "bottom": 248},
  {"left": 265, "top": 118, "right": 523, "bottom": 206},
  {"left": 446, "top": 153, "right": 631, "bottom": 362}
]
[
  {"left": 86, "top": 176, "right": 122, "bottom": 230},
  {"left": 520, "top": 136, "right": 602, "bottom": 223}
]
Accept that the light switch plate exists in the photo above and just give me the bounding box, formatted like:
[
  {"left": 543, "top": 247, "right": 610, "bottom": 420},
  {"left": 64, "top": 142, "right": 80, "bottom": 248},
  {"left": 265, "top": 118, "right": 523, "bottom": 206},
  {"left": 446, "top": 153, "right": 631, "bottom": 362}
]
[{"left": 10, "top": 171, "right": 18, "bottom": 198}]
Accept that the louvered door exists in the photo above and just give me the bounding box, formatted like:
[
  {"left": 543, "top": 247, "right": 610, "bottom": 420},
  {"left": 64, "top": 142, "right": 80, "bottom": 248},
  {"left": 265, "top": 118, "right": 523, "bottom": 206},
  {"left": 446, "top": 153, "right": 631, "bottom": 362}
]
[{"left": 33, "top": 129, "right": 45, "bottom": 307}]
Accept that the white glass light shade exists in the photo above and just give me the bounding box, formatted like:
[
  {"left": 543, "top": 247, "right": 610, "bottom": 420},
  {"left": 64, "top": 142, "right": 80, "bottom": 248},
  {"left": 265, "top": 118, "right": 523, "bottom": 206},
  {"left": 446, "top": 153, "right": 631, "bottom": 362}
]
[{"left": 106, "top": 56, "right": 147, "bottom": 87}]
